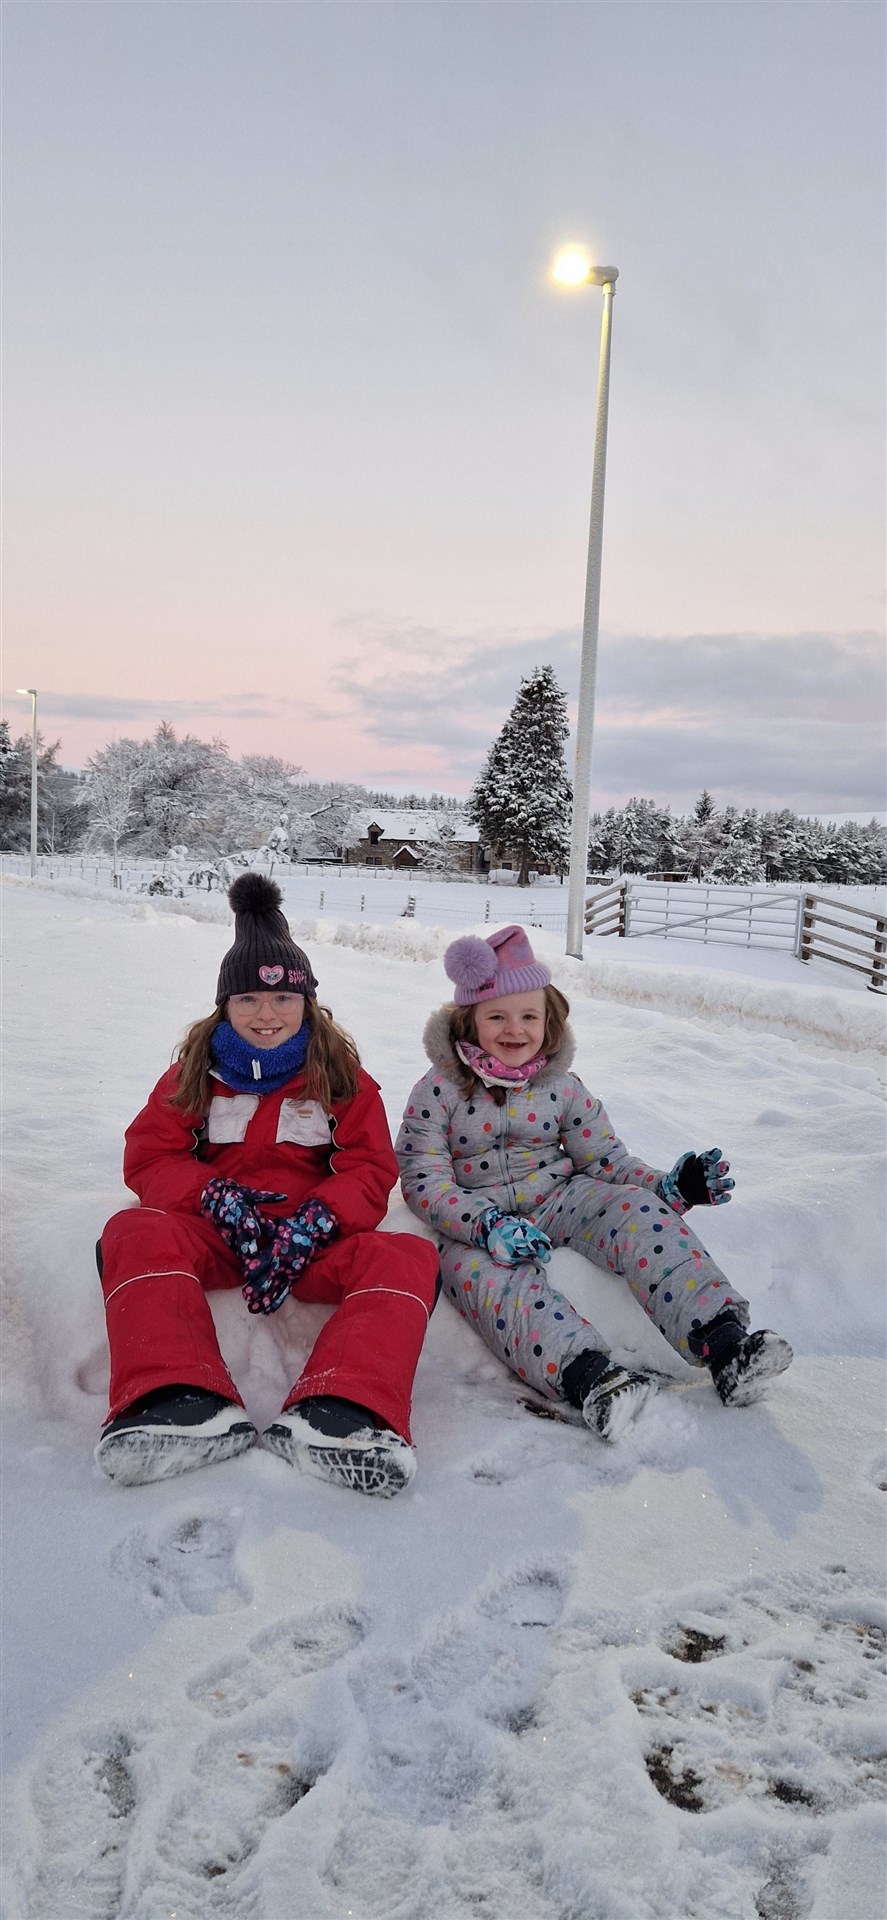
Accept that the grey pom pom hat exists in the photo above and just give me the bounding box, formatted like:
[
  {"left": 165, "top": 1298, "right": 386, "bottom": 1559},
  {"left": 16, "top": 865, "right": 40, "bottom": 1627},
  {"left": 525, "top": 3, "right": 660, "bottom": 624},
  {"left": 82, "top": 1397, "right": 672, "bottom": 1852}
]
[{"left": 216, "top": 873, "right": 318, "bottom": 1004}]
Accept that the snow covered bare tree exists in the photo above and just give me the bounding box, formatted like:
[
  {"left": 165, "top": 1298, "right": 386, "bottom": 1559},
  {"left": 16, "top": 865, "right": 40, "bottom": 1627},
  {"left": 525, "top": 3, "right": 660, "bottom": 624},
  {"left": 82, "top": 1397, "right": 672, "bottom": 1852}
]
[
  {"left": 468, "top": 666, "right": 572, "bottom": 885},
  {"left": 226, "top": 754, "right": 303, "bottom": 852},
  {"left": 81, "top": 740, "right": 141, "bottom": 873}
]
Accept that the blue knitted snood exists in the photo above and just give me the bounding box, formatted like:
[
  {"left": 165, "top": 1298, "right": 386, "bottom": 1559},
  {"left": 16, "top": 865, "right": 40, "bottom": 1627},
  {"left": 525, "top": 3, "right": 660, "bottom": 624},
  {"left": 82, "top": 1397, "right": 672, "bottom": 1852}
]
[{"left": 210, "top": 1019, "right": 310, "bottom": 1093}]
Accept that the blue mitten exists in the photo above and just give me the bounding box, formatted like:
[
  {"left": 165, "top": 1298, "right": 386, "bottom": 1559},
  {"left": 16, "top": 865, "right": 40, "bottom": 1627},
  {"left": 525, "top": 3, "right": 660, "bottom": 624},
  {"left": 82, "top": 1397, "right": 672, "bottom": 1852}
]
[
  {"left": 200, "top": 1177, "right": 287, "bottom": 1261},
  {"left": 475, "top": 1206, "right": 552, "bottom": 1267},
  {"left": 659, "top": 1149, "right": 734, "bottom": 1216},
  {"left": 241, "top": 1197, "right": 339, "bottom": 1315}
]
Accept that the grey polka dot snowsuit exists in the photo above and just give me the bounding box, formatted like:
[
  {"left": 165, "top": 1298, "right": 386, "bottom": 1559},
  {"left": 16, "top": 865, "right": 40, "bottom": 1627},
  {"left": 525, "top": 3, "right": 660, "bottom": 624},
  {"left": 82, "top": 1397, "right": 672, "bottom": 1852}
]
[{"left": 395, "top": 1012, "right": 749, "bottom": 1401}]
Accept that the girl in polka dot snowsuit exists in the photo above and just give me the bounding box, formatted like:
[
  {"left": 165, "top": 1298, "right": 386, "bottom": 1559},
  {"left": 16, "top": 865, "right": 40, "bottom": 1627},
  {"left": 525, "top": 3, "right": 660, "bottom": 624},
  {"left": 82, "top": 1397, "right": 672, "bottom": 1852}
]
[{"left": 395, "top": 926, "right": 792, "bottom": 1440}]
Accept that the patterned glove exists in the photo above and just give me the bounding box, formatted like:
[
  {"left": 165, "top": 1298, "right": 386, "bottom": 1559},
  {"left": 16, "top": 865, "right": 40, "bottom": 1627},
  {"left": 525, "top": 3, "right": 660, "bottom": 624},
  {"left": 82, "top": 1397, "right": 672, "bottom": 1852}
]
[
  {"left": 659, "top": 1148, "right": 734, "bottom": 1216},
  {"left": 241, "top": 1197, "right": 339, "bottom": 1315},
  {"left": 199, "top": 1177, "right": 287, "bottom": 1261},
  {"left": 475, "top": 1206, "right": 552, "bottom": 1267}
]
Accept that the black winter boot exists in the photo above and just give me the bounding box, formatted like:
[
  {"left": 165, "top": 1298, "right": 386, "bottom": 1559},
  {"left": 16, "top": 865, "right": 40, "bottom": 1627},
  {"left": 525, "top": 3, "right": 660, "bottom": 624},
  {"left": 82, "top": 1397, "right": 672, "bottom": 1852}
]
[
  {"left": 95, "top": 1386, "right": 257, "bottom": 1486},
  {"left": 581, "top": 1366, "right": 658, "bottom": 1441},
  {"left": 689, "top": 1311, "right": 793, "bottom": 1407},
  {"left": 562, "top": 1347, "right": 657, "bottom": 1442},
  {"left": 262, "top": 1395, "right": 416, "bottom": 1497},
  {"left": 711, "top": 1331, "right": 794, "bottom": 1407}
]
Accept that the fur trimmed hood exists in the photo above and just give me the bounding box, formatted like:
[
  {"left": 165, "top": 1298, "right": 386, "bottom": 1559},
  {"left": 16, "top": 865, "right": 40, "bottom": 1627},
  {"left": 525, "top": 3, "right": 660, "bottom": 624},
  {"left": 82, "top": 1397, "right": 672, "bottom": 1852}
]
[{"left": 421, "top": 1005, "right": 576, "bottom": 1084}]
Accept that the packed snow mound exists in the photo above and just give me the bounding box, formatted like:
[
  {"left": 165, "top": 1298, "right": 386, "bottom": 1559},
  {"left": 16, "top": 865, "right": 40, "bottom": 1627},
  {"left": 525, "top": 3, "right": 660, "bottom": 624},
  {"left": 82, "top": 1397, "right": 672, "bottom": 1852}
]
[{"left": 559, "top": 945, "right": 886, "bottom": 1056}]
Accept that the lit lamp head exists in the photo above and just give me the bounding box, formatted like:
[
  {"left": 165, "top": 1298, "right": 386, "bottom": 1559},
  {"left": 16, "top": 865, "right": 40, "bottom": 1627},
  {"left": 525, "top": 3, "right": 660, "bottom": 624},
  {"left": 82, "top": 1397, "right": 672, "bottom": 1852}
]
[{"left": 551, "top": 250, "right": 619, "bottom": 288}]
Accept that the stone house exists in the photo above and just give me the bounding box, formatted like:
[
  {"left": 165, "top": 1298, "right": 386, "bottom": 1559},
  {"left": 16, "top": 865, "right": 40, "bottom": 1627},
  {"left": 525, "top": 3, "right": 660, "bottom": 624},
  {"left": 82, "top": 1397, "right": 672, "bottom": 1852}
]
[{"left": 343, "top": 809, "right": 487, "bottom": 874}]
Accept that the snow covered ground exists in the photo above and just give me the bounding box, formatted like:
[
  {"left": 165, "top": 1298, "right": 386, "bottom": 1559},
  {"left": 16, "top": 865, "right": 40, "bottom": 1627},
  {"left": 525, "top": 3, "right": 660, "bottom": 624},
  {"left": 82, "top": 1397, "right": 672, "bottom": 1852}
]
[
  {"left": 3, "top": 854, "right": 885, "bottom": 944},
  {"left": 1, "top": 880, "right": 885, "bottom": 1920}
]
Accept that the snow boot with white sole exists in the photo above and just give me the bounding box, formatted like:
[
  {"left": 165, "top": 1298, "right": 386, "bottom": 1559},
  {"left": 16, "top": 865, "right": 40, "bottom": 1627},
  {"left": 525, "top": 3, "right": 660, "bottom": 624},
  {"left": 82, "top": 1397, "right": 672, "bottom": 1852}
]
[
  {"left": 581, "top": 1366, "right": 658, "bottom": 1442},
  {"left": 713, "top": 1330, "right": 794, "bottom": 1407},
  {"left": 262, "top": 1395, "right": 416, "bottom": 1498},
  {"left": 95, "top": 1386, "right": 258, "bottom": 1486}
]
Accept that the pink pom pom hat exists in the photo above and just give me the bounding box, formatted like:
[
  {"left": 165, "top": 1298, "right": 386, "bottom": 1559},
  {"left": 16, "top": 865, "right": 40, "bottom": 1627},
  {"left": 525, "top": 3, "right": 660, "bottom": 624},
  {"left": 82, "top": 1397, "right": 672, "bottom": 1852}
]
[{"left": 443, "top": 925, "right": 552, "bottom": 1005}]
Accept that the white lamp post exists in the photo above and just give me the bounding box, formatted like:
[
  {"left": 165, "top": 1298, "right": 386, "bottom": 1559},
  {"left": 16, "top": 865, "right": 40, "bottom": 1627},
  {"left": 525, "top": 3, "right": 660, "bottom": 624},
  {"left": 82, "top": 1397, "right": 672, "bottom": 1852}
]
[
  {"left": 15, "top": 687, "right": 38, "bottom": 878},
  {"left": 551, "top": 250, "right": 619, "bottom": 959}
]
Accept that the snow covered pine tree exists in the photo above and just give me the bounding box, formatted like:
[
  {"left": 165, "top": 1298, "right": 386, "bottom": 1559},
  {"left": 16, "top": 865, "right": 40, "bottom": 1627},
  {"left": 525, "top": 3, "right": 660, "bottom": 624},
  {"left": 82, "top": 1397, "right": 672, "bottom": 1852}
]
[{"left": 468, "top": 666, "right": 572, "bottom": 886}]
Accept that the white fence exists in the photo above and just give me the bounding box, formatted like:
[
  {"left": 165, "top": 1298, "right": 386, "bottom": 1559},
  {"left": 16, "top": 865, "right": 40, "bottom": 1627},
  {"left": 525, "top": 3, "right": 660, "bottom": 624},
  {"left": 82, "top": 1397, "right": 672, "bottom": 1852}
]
[
  {"left": 621, "top": 881, "right": 803, "bottom": 950},
  {"left": 585, "top": 879, "right": 887, "bottom": 991},
  {"left": 0, "top": 853, "right": 569, "bottom": 933},
  {"left": 0, "top": 853, "right": 158, "bottom": 892}
]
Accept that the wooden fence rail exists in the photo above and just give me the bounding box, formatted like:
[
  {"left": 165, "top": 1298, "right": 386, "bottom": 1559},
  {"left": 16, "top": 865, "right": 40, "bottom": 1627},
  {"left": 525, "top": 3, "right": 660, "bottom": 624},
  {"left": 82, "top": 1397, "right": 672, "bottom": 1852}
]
[
  {"left": 584, "top": 882, "right": 626, "bottom": 937},
  {"left": 799, "top": 893, "right": 886, "bottom": 994}
]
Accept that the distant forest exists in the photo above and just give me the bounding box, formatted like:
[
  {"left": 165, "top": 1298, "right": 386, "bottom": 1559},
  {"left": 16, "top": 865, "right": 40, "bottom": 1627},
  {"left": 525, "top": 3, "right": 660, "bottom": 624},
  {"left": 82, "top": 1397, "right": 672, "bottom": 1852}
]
[{"left": 0, "top": 720, "right": 884, "bottom": 885}]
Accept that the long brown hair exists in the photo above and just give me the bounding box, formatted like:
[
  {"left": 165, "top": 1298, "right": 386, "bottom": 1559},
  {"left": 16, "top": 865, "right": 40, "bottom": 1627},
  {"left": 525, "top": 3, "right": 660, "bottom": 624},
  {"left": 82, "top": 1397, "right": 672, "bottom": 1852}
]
[
  {"left": 448, "top": 984, "right": 570, "bottom": 1104},
  {"left": 169, "top": 998, "right": 361, "bottom": 1115}
]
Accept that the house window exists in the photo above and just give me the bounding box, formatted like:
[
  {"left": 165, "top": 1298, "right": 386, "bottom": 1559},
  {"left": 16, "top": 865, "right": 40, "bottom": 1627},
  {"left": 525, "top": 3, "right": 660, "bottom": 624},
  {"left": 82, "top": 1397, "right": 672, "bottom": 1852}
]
[{"left": 367, "top": 824, "right": 382, "bottom": 846}]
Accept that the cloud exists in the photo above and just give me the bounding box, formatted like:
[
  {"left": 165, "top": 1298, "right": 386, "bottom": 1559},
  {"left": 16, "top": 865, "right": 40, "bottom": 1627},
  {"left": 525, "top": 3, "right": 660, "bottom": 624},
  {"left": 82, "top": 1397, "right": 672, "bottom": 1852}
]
[
  {"left": 594, "top": 632, "right": 884, "bottom": 726},
  {"left": 330, "top": 622, "right": 886, "bottom": 810},
  {"left": 18, "top": 692, "right": 279, "bottom": 726},
  {"left": 590, "top": 717, "right": 886, "bottom": 815},
  {"left": 13, "top": 628, "right": 884, "bottom": 811}
]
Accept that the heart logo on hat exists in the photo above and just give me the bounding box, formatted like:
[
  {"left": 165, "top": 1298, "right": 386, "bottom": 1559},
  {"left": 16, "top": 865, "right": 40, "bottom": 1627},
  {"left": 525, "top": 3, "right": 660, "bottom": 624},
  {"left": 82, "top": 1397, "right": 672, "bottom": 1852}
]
[{"left": 258, "top": 965, "right": 285, "bottom": 985}]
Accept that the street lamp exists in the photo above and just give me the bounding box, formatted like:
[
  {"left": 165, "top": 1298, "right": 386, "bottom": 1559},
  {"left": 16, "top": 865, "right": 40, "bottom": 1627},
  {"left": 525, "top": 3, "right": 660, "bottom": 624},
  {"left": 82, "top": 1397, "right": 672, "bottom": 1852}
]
[
  {"left": 551, "top": 249, "right": 619, "bottom": 958},
  {"left": 15, "top": 687, "right": 38, "bottom": 878}
]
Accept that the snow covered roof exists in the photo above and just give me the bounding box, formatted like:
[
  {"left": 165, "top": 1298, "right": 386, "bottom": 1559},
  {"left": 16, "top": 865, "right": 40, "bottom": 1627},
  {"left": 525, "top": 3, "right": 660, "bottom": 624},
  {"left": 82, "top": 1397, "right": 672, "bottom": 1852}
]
[{"left": 352, "top": 809, "right": 480, "bottom": 843}]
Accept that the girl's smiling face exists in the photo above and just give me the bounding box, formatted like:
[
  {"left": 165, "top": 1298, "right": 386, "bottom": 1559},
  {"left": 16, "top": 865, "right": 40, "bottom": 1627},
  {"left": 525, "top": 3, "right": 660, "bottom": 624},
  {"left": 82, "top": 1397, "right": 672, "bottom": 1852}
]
[
  {"left": 473, "top": 989, "right": 547, "bottom": 1066},
  {"left": 227, "top": 991, "right": 306, "bottom": 1049}
]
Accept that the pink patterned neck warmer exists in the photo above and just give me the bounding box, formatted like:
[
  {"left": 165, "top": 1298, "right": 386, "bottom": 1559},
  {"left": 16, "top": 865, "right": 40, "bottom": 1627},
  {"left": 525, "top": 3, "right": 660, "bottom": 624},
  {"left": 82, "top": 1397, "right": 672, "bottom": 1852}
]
[{"left": 455, "top": 1041, "right": 549, "bottom": 1088}]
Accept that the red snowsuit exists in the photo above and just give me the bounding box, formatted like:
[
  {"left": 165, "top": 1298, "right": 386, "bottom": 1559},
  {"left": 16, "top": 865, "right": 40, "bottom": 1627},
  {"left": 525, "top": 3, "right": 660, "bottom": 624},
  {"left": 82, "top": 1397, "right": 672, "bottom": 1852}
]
[{"left": 99, "top": 1066, "right": 439, "bottom": 1442}]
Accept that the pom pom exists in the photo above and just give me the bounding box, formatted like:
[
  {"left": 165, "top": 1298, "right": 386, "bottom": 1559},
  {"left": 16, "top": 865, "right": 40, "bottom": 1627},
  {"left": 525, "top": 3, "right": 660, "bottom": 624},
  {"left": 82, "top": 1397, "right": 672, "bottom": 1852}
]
[
  {"left": 444, "top": 934, "right": 497, "bottom": 991},
  {"left": 228, "top": 872, "right": 283, "bottom": 915}
]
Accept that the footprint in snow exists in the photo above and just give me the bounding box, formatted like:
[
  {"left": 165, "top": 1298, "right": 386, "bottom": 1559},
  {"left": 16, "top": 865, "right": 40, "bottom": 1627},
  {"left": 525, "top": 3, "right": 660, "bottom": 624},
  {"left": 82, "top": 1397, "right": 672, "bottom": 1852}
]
[
  {"left": 359, "top": 1562, "right": 568, "bottom": 1749},
  {"left": 864, "top": 1448, "right": 887, "bottom": 1493},
  {"left": 487, "top": 1563, "right": 566, "bottom": 1629},
  {"left": 188, "top": 1604, "right": 366, "bottom": 1718},
  {"left": 326, "top": 1565, "right": 571, "bottom": 1914},
  {"left": 22, "top": 1722, "right": 142, "bottom": 1920},
  {"left": 470, "top": 1455, "right": 519, "bottom": 1485},
  {"left": 624, "top": 1568, "right": 886, "bottom": 1918},
  {"left": 125, "top": 1729, "right": 327, "bottom": 1915},
  {"left": 110, "top": 1511, "right": 250, "bottom": 1617},
  {"left": 406, "top": 1560, "right": 566, "bottom": 1720}
]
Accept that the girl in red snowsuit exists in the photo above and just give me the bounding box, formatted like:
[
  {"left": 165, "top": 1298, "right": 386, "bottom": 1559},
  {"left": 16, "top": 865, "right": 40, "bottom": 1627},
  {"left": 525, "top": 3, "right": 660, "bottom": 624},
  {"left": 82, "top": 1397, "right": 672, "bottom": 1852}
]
[{"left": 96, "top": 874, "right": 439, "bottom": 1496}]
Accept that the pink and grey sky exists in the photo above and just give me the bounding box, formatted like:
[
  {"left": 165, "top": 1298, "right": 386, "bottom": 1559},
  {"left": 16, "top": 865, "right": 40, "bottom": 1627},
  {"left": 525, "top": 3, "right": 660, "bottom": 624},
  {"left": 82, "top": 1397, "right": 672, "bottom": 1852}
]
[{"left": 2, "top": 1, "right": 884, "bottom": 813}]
